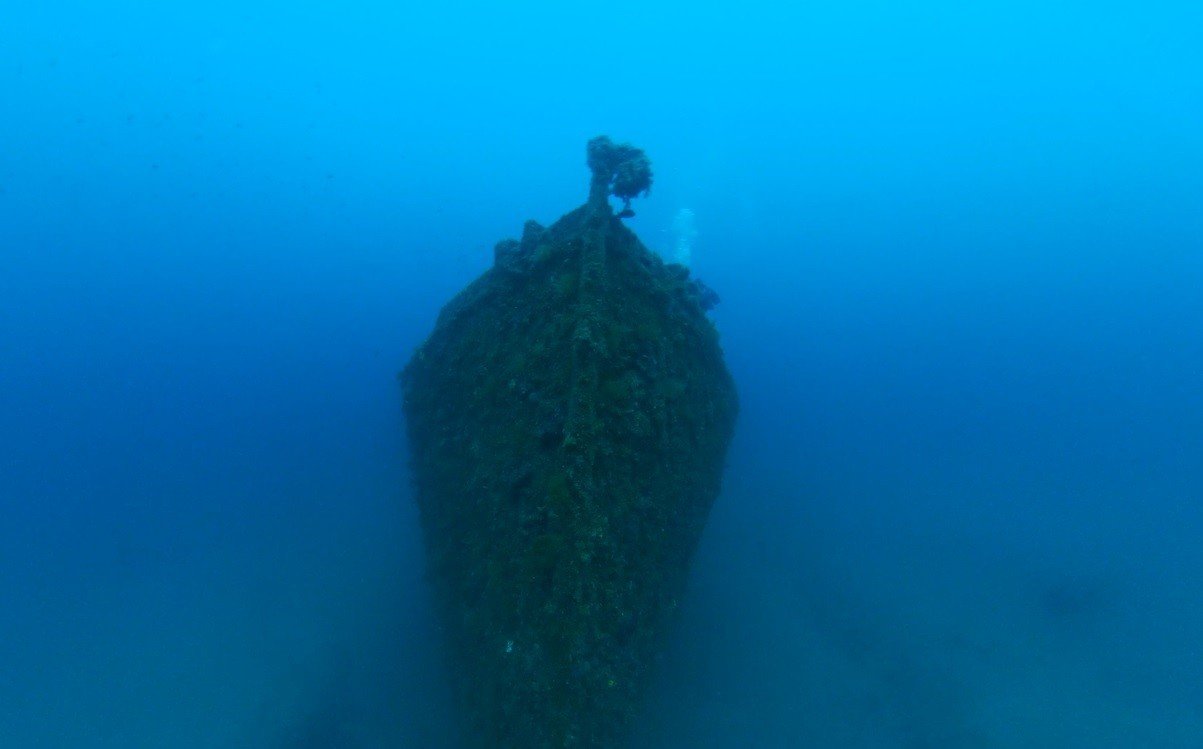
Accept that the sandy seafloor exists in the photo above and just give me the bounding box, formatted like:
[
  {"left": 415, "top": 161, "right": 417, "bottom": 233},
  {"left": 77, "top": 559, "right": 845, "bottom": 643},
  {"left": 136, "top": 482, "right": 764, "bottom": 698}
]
[
  {"left": 4, "top": 434, "right": 1199, "bottom": 748},
  {"left": 637, "top": 448, "right": 1203, "bottom": 747}
]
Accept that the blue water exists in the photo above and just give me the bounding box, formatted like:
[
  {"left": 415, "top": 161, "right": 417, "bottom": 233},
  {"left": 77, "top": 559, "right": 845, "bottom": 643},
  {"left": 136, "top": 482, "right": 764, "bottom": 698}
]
[{"left": 2, "top": 2, "right": 1200, "bottom": 746}]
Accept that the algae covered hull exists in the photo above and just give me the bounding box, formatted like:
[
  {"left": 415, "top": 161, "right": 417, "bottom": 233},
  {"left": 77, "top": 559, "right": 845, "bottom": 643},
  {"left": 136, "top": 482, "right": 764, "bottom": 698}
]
[{"left": 401, "top": 139, "right": 737, "bottom": 747}]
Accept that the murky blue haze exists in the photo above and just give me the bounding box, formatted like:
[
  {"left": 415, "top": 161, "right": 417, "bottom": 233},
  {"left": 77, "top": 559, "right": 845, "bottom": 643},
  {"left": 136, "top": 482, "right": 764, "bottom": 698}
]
[{"left": 2, "top": 1, "right": 1200, "bottom": 746}]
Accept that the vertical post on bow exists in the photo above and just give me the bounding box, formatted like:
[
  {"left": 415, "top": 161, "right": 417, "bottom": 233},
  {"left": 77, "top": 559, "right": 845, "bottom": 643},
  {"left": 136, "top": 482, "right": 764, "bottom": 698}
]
[{"left": 585, "top": 135, "right": 653, "bottom": 217}]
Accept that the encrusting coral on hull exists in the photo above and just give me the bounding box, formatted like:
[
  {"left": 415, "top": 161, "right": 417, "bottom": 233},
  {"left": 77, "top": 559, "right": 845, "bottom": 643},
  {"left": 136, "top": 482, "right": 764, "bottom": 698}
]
[{"left": 401, "top": 137, "right": 737, "bottom": 748}]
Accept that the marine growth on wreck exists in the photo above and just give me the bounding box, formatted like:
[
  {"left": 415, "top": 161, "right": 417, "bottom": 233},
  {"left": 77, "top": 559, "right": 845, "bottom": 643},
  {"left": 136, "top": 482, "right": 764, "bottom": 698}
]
[{"left": 401, "top": 137, "right": 738, "bottom": 748}]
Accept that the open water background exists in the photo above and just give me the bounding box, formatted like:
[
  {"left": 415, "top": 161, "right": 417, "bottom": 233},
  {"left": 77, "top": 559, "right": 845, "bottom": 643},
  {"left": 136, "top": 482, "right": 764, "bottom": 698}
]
[{"left": 2, "top": 2, "right": 1200, "bottom": 746}]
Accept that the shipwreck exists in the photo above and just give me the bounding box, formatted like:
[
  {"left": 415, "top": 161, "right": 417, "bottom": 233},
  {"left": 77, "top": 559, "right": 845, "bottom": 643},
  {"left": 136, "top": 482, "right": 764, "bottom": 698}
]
[{"left": 402, "top": 137, "right": 738, "bottom": 747}]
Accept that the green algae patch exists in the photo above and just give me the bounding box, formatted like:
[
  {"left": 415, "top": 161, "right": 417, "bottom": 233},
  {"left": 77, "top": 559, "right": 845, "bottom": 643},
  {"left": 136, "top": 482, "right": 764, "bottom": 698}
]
[{"left": 401, "top": 138, "right": 738, "bottom": 748}]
